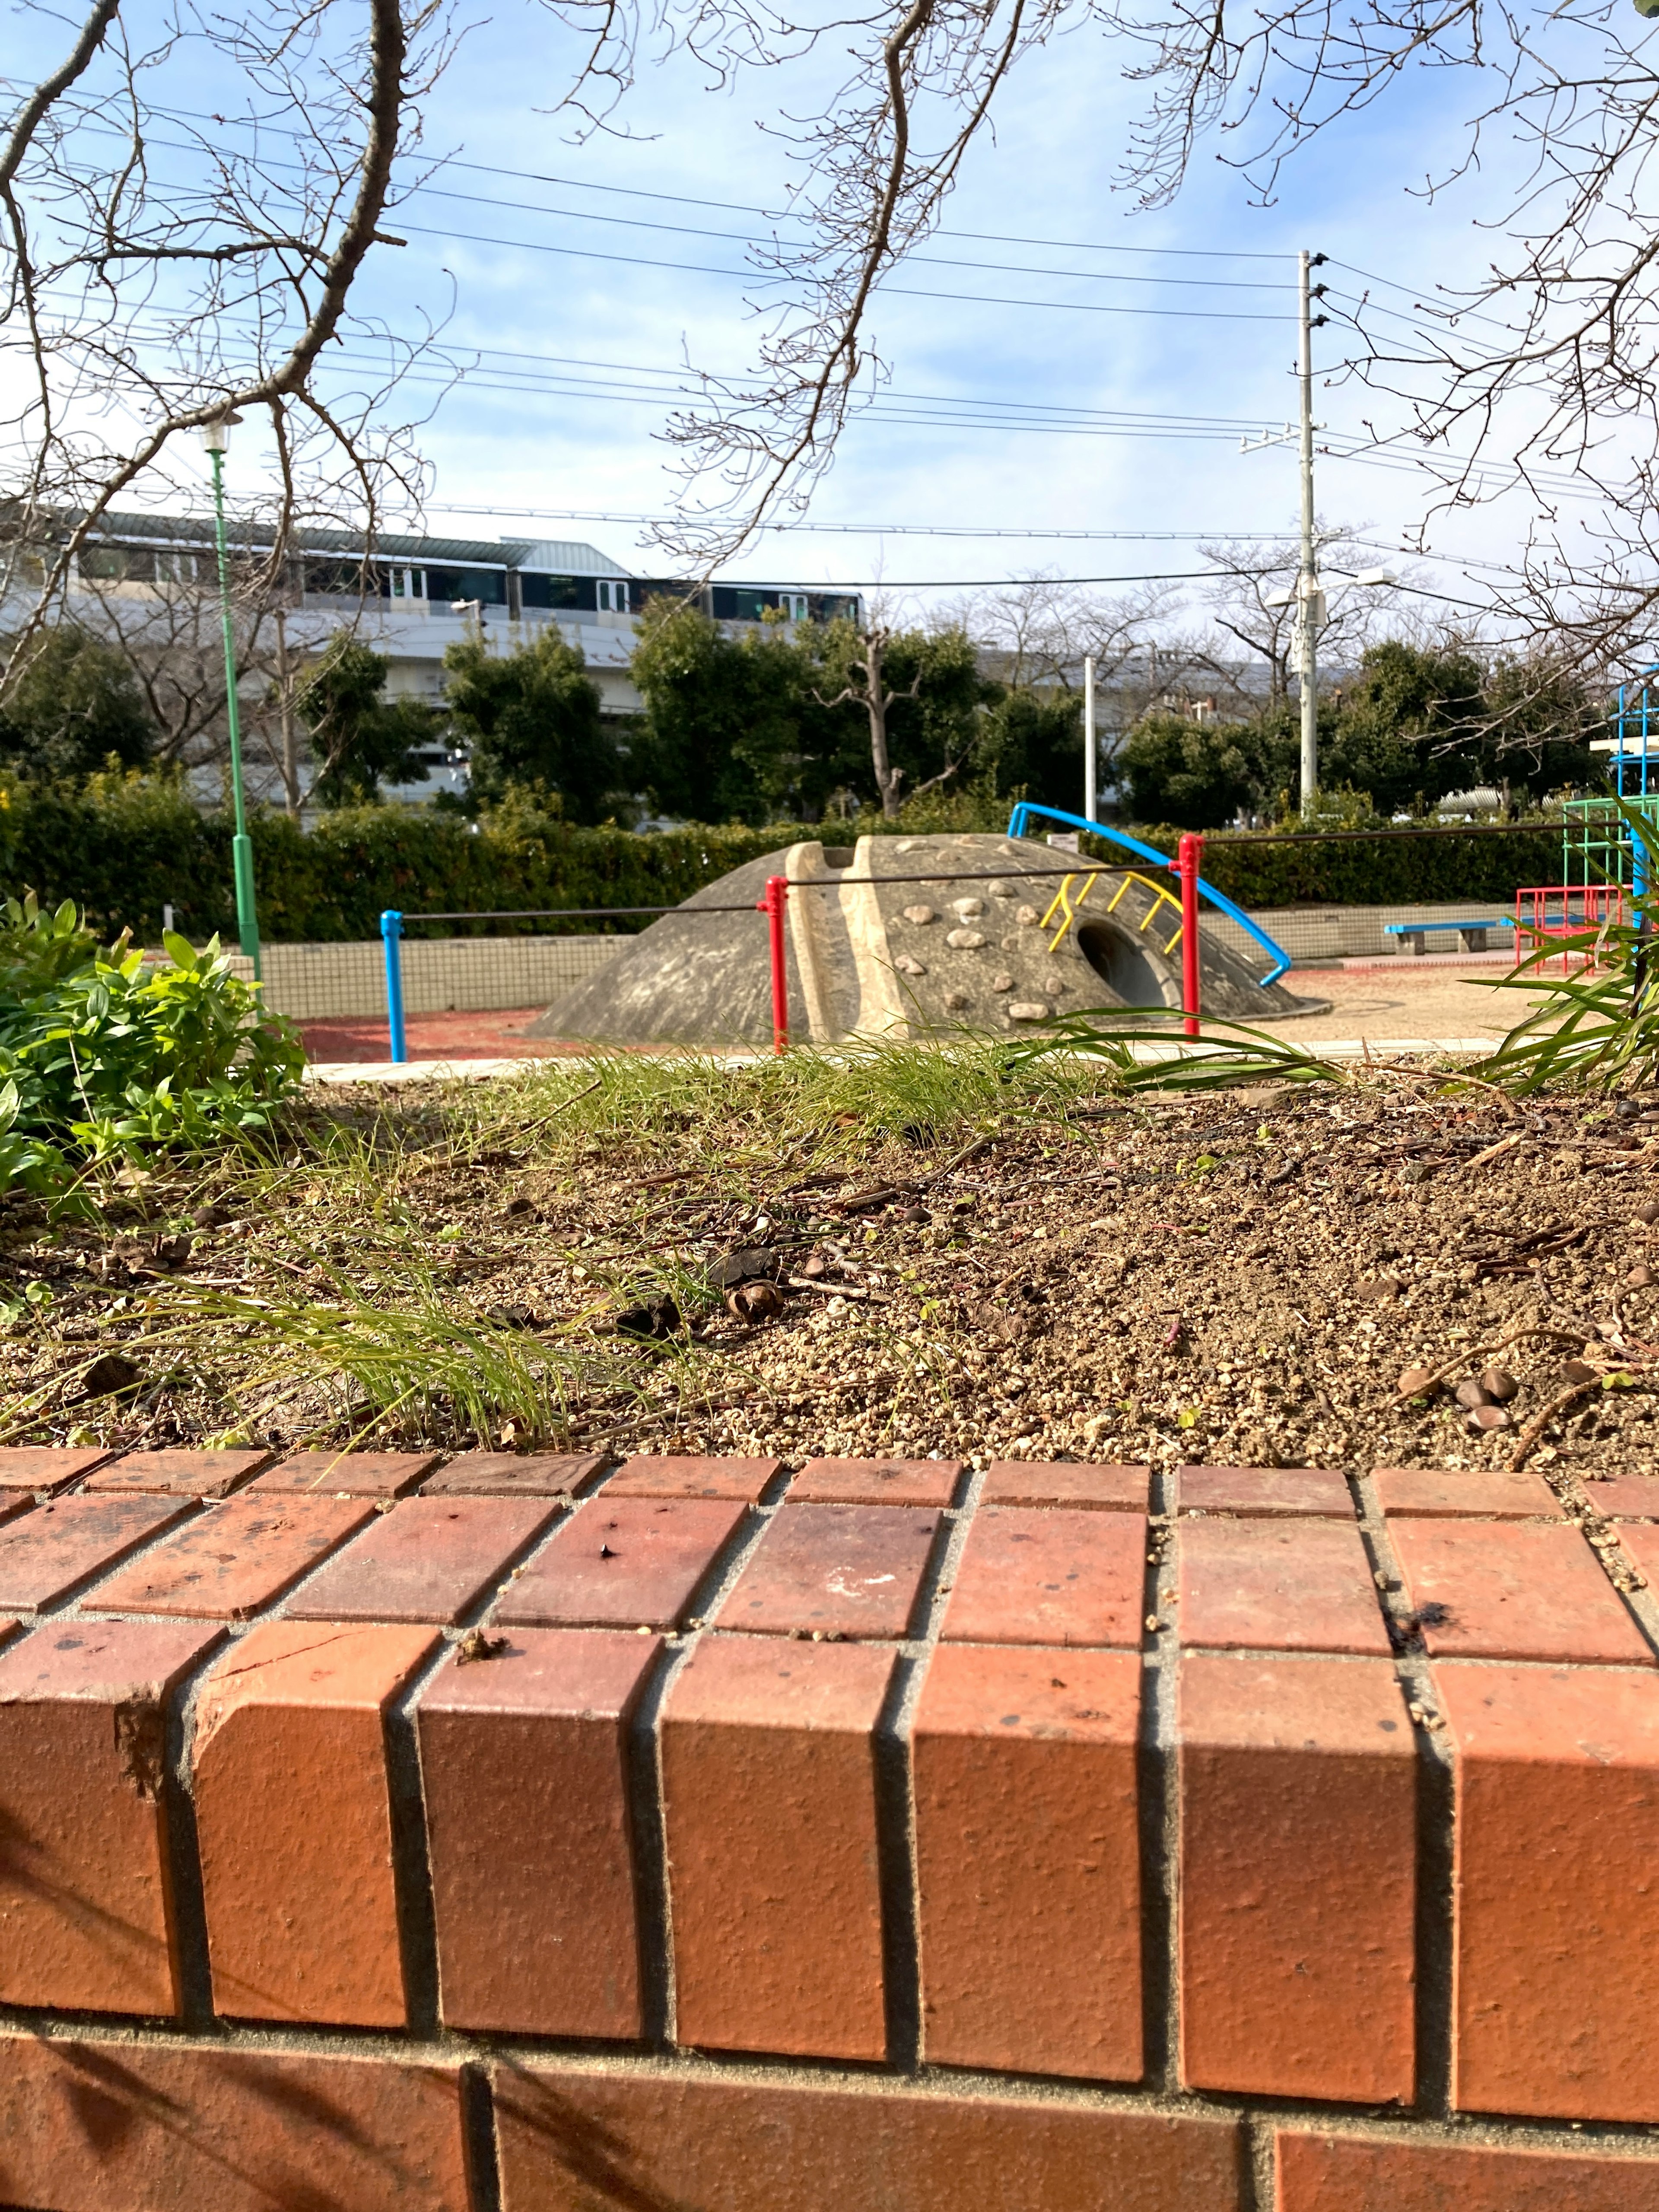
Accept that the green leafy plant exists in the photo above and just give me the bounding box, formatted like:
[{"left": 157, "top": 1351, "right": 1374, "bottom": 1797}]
[
  {"left": 0, "top": 891, "right": 97, "bottom": 993},
  {"left": 1462, "top": 794, "right": 1659, "bottom": 1094},
  {"left": 0, "top": 906, "right": 303, "bottom": 1188},
  {"left": 1007, "top": 1006, "right": 1348, "bottom": 1093}
]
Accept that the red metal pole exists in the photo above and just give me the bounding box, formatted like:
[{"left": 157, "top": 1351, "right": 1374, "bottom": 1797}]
[
  {"left": 759, "top": 874, "right": 789, "bottom": 1054},
  {"left": 1178, "top": 833, "right": 1202, "bottom": 1038}
]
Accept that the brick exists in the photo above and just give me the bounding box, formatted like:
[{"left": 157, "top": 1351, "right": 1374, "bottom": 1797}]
[
  {"left": 286, "top": 1495, "right": 558, "bottom": 1624},
  {"left": 86, "top": 1447, "right": 269, "bottom": 1497},
  {"left": 1374, "top": 1465, "right": 1559, "bottom": 1519},
  {"left": 0, "top": 1445, "right": 112, "bottom": 1492},
  {"left": 494, "top": 2067, "right": 1244, "bottom": 2212},
  {"left": 96, "top": 1494, "right": 376, "bottom": 1620},
  {"left": 416, "top": 1627, "right": 658, "bottom": 2035},
  {"left": 1613, "top": 1520, "right": 1659, "bottom": 1588},
  {"left": 243, "top": 1449, "right": 439, "bottom": 1497},
  {"left": 1275, "top": 2129, "right": 1659, "bottom": 2211},
  {"left": 0, "top": 2034, "right": 466, "bottom": 2212},
  {"left": 604, "top": 1452, "right": 781, "bottom": 1501},
  {"left": 1177, "top": 1464, "right": 1354, "bottom": 1518},
  {"left": 495, "top": 1494, "right": 744, "bottom": 1629},
  {"left": 1178, "top": 1655, "right": 1416, "bottom": 2103},
  {"left": 791, "top": 1455, "right": 962, "bottom": 1506},
  {"left": 418, "top": 1449, "right": 608, "bottom": 1497},
  {"left": 940, "top": 1507, "right": 1145, "bottom": 1648},
  {"left": 661, "top": 1634, "right": 894, "bottom": 2059},
  {"left": 1583, "top": 1474, "right": 1659, "bottom": 1519},
  {"left": 913, "top": 1643, "right": 1142, "bottom": 2079},
  {"left": 717, "top": 1502, "right": 939, "bottom": 1639},
  {"left": 1436, "top": 1661, "right": 1659, "bottom": 2120},
  {"left": 192, "top": 1620, "right": 438, "bottom": 2025},
  {"left": 1178, "top": 1519, "right": 1392, "bottom": 1655},
  {"left": 982, "top": 1460, "right": 1150, "bottom": 1511},
  {"left": 1391, "top": 1519, "right": 1652, "bottom": 1665},
  {"left": 0, "top": 1621, "right": 219, "bottom": 2014},
  {"left": 0, "top": 1493, "right": 194, "bottom": 1610}
]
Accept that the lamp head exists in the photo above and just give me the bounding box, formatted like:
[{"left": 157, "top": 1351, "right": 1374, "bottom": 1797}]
[
  {"left": 199, "top": 409, "right": 244, "bottom": 455},
  {"left": 1354, "top": 566, "right": 1397, "bottom": 587}
]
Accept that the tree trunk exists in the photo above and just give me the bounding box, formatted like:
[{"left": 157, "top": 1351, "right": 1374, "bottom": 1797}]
[
  {"left": 274, "top": 609, "right": 301, "bottom": 820},
  {"left": 864, "top": 629, "right": 903, "bottom": 819}
]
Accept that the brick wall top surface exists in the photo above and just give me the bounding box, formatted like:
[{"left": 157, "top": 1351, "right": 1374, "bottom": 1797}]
[
  {"left": 95, "top": 1494, "right": 377, "bottom": 1619},
  {"left": 1581, "top": 1474, "right": 1659, "bottom": 1519},
  {"left": 604, "top": 1452, "right": 782, "bottom": 1500},
  {"left": 1176, "top": 1464, "right": 1354, "bottom": 1518},
  {"left": 791, "top": 1455, "right": 963, "bottom": 1506},
  {"left": 0, "top": 1445, "right": 112, "bottom": 1491},
  {"left": 1391, "top": 1519, "right": 1655, "bottom": 1665},
  {"left": 1374, "top": 1465, "right": 1559, "bottom": 1519},
  {"left": 494, "top": 1493, "right": 744, "bottom": 1628},
  {"left": 715, "top": 1499, "right": 941, "bottom": 1637},
  {"left": 940, "top": 1505, "right": 1146, "bottom": 1646},
  {"left": 245, "top": 1449, "right": 441, "bottom": 1497},
  {"left": 84, "top": 1447, "right": 272, "bottom": 1497},
  {"left": 417, "top": 1449, "right": 608, "bottom": 1496},
  {"left": 1177, "top": 1516, "right": 1393, "bottom": 1654},
  {"left": 286, "top": 1494, "right": 558, "bottom": 1624},
  {"left": 0, "top": 1492, "right": 193, "bottom": 1608},
  {"left": 980, "top": 1458, "right": 1150, "bottom": 1510}
]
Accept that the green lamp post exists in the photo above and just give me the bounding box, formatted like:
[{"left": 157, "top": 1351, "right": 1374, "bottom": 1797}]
[{"left": 200, "top": 410, "right": 261, "bottom": 979}]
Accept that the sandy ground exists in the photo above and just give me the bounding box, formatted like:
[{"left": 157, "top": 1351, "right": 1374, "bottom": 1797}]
[
  {"left": 296, "top": 961, "right": 1562, "bottom": 1062},
  {"left": 1269, "top": 963, "right": 1550, "bottom": 1046}
]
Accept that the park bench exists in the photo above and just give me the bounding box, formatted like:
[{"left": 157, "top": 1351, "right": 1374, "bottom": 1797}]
[{"left": 1385, "top": 918, "right": 1502, "bottom": 955}]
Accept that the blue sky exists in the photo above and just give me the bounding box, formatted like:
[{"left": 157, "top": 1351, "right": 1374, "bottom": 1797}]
[{"left": 10, "top": 0, "right": 1599, "bottom": 612}]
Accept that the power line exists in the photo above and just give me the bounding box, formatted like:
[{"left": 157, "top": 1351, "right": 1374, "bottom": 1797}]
[
  {"left": 391, "top": 219, "right": 1296, "bottom": 319},
  {"left": 421, "top": 506, "right": 1304, "bottom": 540},
  {"left": 403, "top": 179, "right": 1290, "bottom": 292},
  {"left": 85, "top": 98, "right": 1299, "bottom": 264}
]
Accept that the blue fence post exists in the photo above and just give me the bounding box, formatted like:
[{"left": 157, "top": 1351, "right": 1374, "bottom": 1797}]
[{"left": 380, "top": 909, "right": 406, "bottom": 1064}]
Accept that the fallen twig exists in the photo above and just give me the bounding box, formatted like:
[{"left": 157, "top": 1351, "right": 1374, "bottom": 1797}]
[
  {"left": 1454, "top": 1131, "right": 1525, "bottom": 1177},
  {"left": 1509, "top": 1378, "right": 1601, "bottom": 1470}
]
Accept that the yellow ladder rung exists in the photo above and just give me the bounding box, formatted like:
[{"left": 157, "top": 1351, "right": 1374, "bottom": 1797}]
[{"left": 1043, "top": 866, "right": 1185, "bottom": 955}]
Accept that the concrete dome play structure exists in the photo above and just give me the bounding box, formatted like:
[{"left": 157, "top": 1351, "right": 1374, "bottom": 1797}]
[{"left": 530, "top": 831, "right": 1325, "bottom": 1048}]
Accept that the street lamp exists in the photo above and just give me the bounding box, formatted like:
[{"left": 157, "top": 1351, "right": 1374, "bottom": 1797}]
[{"left": 200, "top": 409, "right": 260, "bottom": 979}]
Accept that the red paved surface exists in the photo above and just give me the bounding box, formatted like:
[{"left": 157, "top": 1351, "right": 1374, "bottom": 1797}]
[{"left": 300, "top": 1008, "right": 578, "bottom": 1062}]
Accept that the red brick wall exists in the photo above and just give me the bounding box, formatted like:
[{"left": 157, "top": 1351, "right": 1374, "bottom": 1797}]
[{"left": 0, "top": 1443, "right": 1656, "bottom": 2209}]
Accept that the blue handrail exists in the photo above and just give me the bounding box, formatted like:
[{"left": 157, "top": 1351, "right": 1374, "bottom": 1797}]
[{"left": 1004, "top": 803, "right": 1293, "bottom": 987}]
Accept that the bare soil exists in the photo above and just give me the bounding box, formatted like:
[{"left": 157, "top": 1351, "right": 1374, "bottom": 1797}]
[{"left": 12, "top": 1074, "right": 1653, "bottom": 1485}]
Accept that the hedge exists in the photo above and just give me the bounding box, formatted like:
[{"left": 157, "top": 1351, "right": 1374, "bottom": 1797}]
[
  {"left": 0, "top": 772, "right": 1577, "bottom": 944},
  {"left": 1105, "top": 823, "right": 1567, "bottom": 909},
  {"left": 0, "top": 777, "right": 817, "bottom": 943}
]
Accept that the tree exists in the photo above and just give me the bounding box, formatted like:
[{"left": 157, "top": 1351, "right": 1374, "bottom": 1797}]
[
  {"left": 1118, "top": 712, "right": 1275, "bottom": 830},
  {"left": 297, "top": 633, "right": 437, "bottom": 808},
  {"left": 975, "top": 686, "right": 1083, "bottom": 809},
  {"left": 0, "top": 0, "right": 451, "bottom": 698},
  {"left": 444, "top": 629, "right": 617, "bottom": 820},
  {"left": 0, "top": 624, "right": 154, "bottom": 779},
  {"left": 813, "top": 619, "right": 988, "bottom": 820},
  {"left": 629, "top": 604, "right": 988, "bottom": 823},
  {"left": 629, "top": 601, "right": 834, "bottom": 824}
]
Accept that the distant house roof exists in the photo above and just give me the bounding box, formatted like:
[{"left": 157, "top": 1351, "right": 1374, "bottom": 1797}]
[
  {"left": 75, "top": 512, "right": 630, "bottom": 574},
  {"left": 499, "top": 539, "right": 631, "bottom": 577}
]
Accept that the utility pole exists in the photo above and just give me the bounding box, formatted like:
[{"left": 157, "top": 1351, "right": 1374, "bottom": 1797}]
[
  {"left": 1083, "top": 654, "right": 1096, "bottom": 823},
  {"left": 1296, "top": 249, "right": 1328, "bottom": 809}
]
